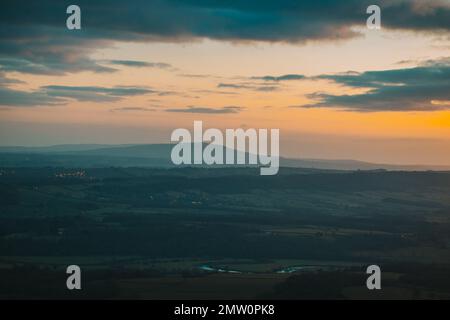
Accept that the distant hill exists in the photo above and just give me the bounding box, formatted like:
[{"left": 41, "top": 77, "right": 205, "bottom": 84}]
[
  {"left": 0, "top": 144, "right": 449, "bottom": 171},
  {"left": 0, "top": 144, "right": 126, "bottom": 153},
  {"left": 62, "top": 144, "right": 174, "bottom": 158},
  {"left": 281, "top": 157, "right": 450, "bottom": 171}
]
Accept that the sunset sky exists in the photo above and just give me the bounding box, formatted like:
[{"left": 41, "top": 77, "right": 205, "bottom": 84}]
[{"left": 0, "top": 0, "right": 449, "bottom": 165}]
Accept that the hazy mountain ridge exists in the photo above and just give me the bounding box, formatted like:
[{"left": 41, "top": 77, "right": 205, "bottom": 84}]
[{"left": 0, "top": 144, "right": 449, "bottom": 171}]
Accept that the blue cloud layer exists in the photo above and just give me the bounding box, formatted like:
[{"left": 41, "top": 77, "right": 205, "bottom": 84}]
[{"left": 0, "top": 0, "right": 448, "bottom": 74}]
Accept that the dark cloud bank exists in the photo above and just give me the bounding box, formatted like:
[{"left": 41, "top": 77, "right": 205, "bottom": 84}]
[
  {"left": 0, "top": 0, "right": 448, "bottom": 74},
  {"left": 302, "top": 60, "right": 450, "bottom": 111},
  {"left": 0, "top": 1, "right": 449, "bottom": 111}
]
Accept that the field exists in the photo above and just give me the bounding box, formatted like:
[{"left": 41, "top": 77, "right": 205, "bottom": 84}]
[{"left": 1, "top": 167, "right": 450, "bottom": 299}]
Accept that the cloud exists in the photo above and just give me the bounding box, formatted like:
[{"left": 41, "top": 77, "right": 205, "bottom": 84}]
[
  {"left": 418, "top": 56, "right": 450, "bottom": 67},
  {"left": 217, "top": 76, "right": 304, "bottom": 92},
  {"left": 0, "top": 1, "right": 449, "bottom": 75},
  {"left": 42, "top": 85, "right": 155, "bottom": 102},
  {"left": 218, "top": 83, "right": 253, "bottom": 89},
  {"left": 301, "top": 59, "right": 450, "bottom": 111},
  {"left": 251, "top": 74, "right": 306, "bottom": 81},
  {"left": 110, "top": 107, "right": 155, "bottom": 112},
  {"left": 179, "top": 74, "right": 222, "bottom": 79},
  {"left": 0, "top": 84, "right": 157, "bottom": 107},
  {"left": 218, "top": 82, "right": 280, "bottom": 92},
  {"left": 0, "top": 72, "right": 64, "bottom": 107},
  {"left": 0, "top": 55, "right": 116, "bottom": 76},
  {"left": 0, "top": 87, "right": 65, "bottom": 107},
  {"left": 156, "top": 91, "right": 179, "bottom": 96},
  {"left": 255, "top": 86, "right": 279, "bottom": 92},
  {"left": 3, "top": 1, "right": 449, "bottom": 42},
  {"left": 165, "top": 106, "right": 243, "bottom": 114},
  {"left": 0, "top": 72, "right": 25, "bottom": 86},
  {"left": 106, "top": 60, "right": 173, "bottom": 69},
  {"left": 194, "top": 89, "right": 238, "bottom": 95}
]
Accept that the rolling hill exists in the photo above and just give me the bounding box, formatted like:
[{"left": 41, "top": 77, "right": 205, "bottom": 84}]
[{"left": 0, "top": 144, "right": 449, "bottom": 171}]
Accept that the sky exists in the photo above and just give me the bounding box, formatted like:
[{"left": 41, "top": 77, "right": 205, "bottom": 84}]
[{"left": 0, "top": 0, "right": 449, "bottom": 165}]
